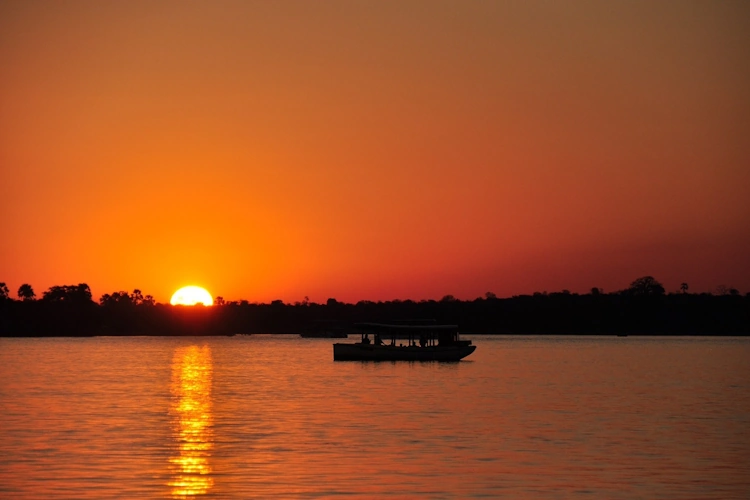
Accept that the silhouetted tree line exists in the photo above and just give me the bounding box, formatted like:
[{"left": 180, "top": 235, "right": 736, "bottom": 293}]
[{"left": 0, "top": 277, "right": 748, "bottom": 337}]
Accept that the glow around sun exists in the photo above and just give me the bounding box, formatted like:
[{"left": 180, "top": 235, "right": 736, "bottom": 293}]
[{"left": 170, "top": 286, "right": 213, "bottom": 306}]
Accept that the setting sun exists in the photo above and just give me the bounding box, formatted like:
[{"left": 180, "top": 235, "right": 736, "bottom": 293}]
[{"left": 170, "top": 286, "right": 213, "bottom": 306}]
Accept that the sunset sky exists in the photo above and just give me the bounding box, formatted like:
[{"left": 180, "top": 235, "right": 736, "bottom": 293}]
[{"left": 1, "top": 1, "right": 749, "bottom": 304}]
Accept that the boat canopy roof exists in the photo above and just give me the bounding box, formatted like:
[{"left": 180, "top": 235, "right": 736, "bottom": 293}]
[{"left": 354, "top": 322, "right": 459, "bottom": 334}]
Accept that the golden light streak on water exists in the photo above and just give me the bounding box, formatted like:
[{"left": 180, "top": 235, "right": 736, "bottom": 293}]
[{"left": 169, "top": 345, "right": 214, "bottom": 496}]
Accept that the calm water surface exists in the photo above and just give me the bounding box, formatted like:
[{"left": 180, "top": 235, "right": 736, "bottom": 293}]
[{"left": 1, "top": 335, "right": 748, "bottom": 498}]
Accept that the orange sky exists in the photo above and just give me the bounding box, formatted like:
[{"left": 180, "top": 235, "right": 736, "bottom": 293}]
[{"left": 1, "top": 1, "right": 749, "bottom": 303}]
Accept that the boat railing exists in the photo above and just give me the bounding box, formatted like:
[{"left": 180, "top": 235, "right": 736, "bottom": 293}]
[{"left": 354, "top": 324, "right": 469, "bottom": 348}]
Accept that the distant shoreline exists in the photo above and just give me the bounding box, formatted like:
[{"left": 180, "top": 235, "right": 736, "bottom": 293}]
[
  {"left": 2, "top": 289, "right": 748, "bottom": 337},
  {"left": 3, "top": 278, "right": 748, "bottom": 337}
]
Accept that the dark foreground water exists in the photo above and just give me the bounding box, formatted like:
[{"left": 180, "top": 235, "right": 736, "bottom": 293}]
[{"left": 0, "top": 335, "right": 748, "bottom": 499}]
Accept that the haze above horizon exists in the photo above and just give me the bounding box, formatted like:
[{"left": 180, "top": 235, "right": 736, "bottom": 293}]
[{"left": 1, "top": 1, "right": 748, "bottom": 304}]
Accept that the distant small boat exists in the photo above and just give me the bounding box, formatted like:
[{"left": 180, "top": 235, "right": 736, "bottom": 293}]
[{"left": 333, "top": 323, "right": 475, "bottom": 361}]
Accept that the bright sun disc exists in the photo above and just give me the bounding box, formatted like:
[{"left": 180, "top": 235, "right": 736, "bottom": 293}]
[{"left": 170, "top": 286, "right": 213, "bottom": 306}]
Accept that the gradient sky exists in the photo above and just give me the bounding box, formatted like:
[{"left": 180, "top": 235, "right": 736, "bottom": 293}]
[{"left": 2, "top": 1, "right": 749, "bottom": 303}]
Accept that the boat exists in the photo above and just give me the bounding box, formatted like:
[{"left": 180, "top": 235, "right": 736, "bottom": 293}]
[{"left": 333, "top": 322, "right": 476, "bottom": 361}]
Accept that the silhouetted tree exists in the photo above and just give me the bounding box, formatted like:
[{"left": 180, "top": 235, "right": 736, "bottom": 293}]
[
  {"left": 43, "top": 283, "right": 93, "bottom": 303},
  {"left": 99, "top": 289, "right": 156, "bottom": 307},
  {"left": 131, "top": 289, "right": 144, "bottom": 305},
  {"left": 18, "top": 284, "right": 35, "bottom": 301},
  {"left": 441, "top": 295, "right": 457, "bottom": 302},
  {"left": 485, "top": 292, "right": 497, "bottom": 300},
  {"left": 680, "top": 282, "right": 689, "bottom": 294},
  {"left": 215, "top": 296, "right": 225, "bottom": 306},
  {"left": 0, "top": 282, "right": 9, "bottom": 300},
  {"left": 590, "top": 287, "right": 602, "bottom": 295},
  {"left": 627, "top": 276, "right": 665, "bottom": 296},
  {"left": 100, "top": 291, "right": 133, "bottom": 306}
]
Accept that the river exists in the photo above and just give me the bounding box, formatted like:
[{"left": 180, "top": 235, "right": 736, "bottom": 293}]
[{"left": 1, "top": 335, "right": 748, "bottom": 498}]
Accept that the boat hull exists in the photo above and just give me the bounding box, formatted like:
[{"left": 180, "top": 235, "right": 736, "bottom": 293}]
[{"left": 333, "top": 343, "right": 476, "bottom": 361}]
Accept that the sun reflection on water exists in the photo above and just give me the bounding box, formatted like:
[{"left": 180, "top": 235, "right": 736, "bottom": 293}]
[{"left": 169, "top": 345, "right": 214, "bottom": 496}]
